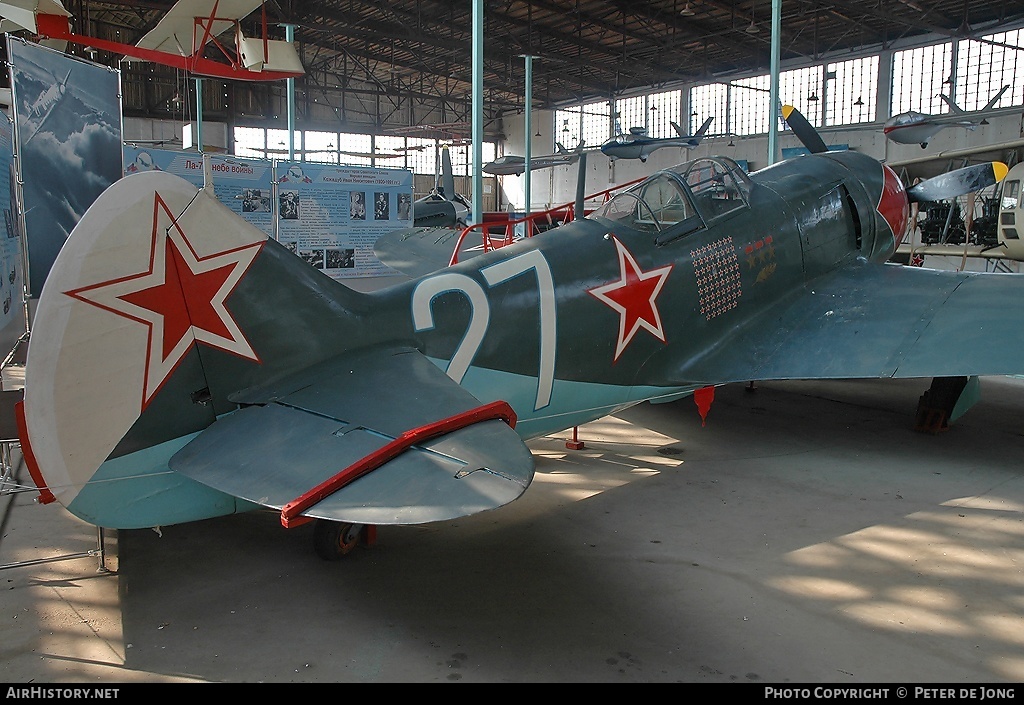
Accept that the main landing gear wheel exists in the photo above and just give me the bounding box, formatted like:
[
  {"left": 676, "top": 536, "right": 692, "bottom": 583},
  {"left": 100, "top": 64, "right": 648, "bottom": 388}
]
[{"left": 313, "top": 520, "right": 364, "bottom": 560}]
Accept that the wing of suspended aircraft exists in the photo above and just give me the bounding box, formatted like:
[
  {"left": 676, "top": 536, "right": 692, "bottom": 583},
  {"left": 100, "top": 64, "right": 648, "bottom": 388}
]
[
  {"left": 337, "top": 150, "right": 404, "bottom": 160},
  {"left": 15, "top": 0, "right": 302, "bottom": 81},
  {"left": 0, "top": 0, "right": 67, "bottom": 32},
  {"left": 135, "top": 0, "right": 262, "bottom": 54}
]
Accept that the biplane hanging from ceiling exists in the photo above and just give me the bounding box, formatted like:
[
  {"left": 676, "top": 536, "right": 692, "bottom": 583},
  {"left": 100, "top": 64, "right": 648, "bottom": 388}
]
[{"left": 0, "top": 0, "right": 304, "bottom": 81}]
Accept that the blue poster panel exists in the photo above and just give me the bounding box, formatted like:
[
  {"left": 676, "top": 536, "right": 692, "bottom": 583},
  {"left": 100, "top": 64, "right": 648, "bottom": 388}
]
[
  {"left": 8, "top": 38, "right": 122, "bottom": 298},
  {"left": 207, "top": 155, "right": 275, "bottom": 238},
  {"left": 275, "top": 162, "right": 413, "bottom": 279},
  {"left": 0, "top": 114, "right": 26, "bottom": 357},
  {"left": 123, "top": 144, "right": 205, "bottom": 187}
]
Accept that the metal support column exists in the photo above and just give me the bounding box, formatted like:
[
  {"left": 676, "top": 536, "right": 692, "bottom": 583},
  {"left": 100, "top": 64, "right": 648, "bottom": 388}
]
[
  {"left": 471, "top": 0, "right": 484, "bottom": 225},
  {"left": 523, "top": 55, "right": 534, "bottom": 216},
  {"left": 767, "top": 0, "right": 781, "bottom": 165}
]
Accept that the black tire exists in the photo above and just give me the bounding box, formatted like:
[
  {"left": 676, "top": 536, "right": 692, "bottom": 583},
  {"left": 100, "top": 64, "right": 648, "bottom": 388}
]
[{"left": 313, "top": 520, "right": 361, "bottom": 561}]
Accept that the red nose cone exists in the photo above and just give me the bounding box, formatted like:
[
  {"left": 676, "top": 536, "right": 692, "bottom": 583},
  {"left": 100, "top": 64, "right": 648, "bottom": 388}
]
[{"left": 878, "top": 164, "right": 910, "bottom": 248}]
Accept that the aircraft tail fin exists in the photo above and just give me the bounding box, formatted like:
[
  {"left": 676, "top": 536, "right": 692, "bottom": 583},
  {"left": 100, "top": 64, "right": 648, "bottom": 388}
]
[
  {"left": 939, "top": 94, "right": 966, "bottom": 114},
  {"left": 20, "top": 170, "right": 375, "bottom": 529},
  {"left": 982, "top": 85, "right": 1010, "bottom": 112},
  {"left": 440, "top": 146, "right": 456, "bottom": 201},
  {"left": 555, "top": 142, "right": 568, "bottom": 153},
  {"left": 670, "top": 120, "right": 684, "bottom": 136},
  {"left": 692, "top": 116, "right": 715, "bottom": 142}
]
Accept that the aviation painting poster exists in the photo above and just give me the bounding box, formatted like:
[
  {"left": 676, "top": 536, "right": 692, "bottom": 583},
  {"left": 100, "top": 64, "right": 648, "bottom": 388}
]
[
  {"left": 207, "top": 154, "right": 275, "bottom": 238},
  {"left": 275, "top": 162, "right": 411, "bottom": 279},
  {"left": 0, "top": 113, "right": 26, "bottom": 357},
  {"left": 8, "top": 38, "right": 122, "bottom": 298}
]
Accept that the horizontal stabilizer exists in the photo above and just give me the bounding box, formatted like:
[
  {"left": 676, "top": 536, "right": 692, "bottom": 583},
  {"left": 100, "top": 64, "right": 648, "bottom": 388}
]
[
  {"left": 375, "top": 226, "right": 484, "bottom": 277},
  {"left": 170, "top": 346, "right": 535, "bottom": 525}
]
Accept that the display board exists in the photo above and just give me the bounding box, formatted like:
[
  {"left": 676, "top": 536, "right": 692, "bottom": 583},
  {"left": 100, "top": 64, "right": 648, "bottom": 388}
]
[
  {"left": 8, "top": 38, "right": 122, "bottom": 298},
  {"left": 123, "top": 143, "right": 205, "bottom": 187},
  {"left": 274, "top": 162, "right": 412, "bottom": 279},
  {"left": 207, "top": 154, "right": 275, "bottom": 238}
]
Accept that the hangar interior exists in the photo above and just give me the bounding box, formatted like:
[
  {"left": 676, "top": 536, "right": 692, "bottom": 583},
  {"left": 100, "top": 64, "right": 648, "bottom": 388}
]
[
  {"left": 34, "top": 2, "right": 1024, "bottom": 210},
  {"left": 24, "top": 0, "right": 1013, "bottom": 271},
  {"left": 2, "top": 0, "right": 1024, "bottom": 685}
]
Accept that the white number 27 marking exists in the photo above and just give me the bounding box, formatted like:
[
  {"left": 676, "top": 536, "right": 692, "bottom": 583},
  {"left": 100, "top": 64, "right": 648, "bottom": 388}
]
[{"left": 412, "top": 250, "right": 556, "bottom": 410}]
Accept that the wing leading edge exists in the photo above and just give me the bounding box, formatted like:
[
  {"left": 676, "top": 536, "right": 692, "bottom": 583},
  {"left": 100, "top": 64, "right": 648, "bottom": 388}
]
[
  {"left": 169, "top": 345, "right": 535, "bottom": 525},
  {"left": 674, "top": 260, "right": 1024, "bottom": 384}
]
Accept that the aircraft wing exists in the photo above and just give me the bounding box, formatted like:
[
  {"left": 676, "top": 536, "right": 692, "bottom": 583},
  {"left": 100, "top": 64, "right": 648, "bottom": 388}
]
[
  {"left": 169, "top": 345, "right": 535, "bottom": 525},
  {"left": 674, "top": 260, "right": 1024, "bottom": 383},
  {"left": 136, "top": 0, "right": 262, "bottom": 53},
  {"left": 0, "top": 0, "right": 69, "bottom": 32}
]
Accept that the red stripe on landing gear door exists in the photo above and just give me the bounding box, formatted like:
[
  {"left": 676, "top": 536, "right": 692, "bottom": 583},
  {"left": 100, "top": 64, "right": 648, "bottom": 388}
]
[{"left": 15, "top": 401, "right": 56, "bottom": 504}]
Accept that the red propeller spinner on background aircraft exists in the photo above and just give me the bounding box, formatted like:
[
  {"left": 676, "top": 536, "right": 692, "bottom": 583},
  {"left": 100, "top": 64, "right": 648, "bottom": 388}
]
[
  {"left": 16, "top": 105, "right": 1019, "bottom": 560},
  {"left": 0, "top": 0, "right": 303, "bottom": 81}
]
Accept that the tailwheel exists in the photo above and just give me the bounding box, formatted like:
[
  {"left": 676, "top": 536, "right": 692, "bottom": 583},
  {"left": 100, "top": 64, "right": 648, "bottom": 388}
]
[{"left": 313, "top": 520, "right": 364, "bottom": 560}]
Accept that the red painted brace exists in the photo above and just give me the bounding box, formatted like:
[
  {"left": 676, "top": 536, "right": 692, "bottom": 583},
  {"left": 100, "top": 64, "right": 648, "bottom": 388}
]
[{"left": 280, "top": 400, "right": 517, "bottom": 528}]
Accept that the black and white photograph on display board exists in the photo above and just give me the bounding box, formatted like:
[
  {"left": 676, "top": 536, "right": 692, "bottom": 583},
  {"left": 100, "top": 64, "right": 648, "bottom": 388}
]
[
  {"left": 8, "top": 38, "right": 123, "bottom": 298},
  {"left": 374, "top": 191, "right": 390, "bottom": 220},
  {"left": 398, "top": 192, "right": 412, "bottom": 220},
  {"left": 350, "top": 191, "right": 366, "bottom": 220},
  {"left": 280, "top": 190, "right": 299, "bottom": 219},
  {"left": 326, "top": 247, "right": 355, "bottom": 269},
  {"left": 299, "top": 248, "right": 325, "bottom": 268}
]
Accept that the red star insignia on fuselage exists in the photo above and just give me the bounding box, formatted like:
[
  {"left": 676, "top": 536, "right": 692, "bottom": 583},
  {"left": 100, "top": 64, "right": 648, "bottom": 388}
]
[
  {"left": 588, "top": 235, "right": 674, "bottom": 362},
  {"left": 66, "top": 192, "right": 264, "bottom": 409}
]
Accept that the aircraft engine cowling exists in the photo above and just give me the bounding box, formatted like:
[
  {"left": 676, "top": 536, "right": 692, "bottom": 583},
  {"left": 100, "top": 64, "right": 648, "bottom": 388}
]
[
  {"left": 872, "top": 163, "right": 911, "bottom": 258},
  {"left": 825, "top": 152, "right": 909, "bottom": 264}
]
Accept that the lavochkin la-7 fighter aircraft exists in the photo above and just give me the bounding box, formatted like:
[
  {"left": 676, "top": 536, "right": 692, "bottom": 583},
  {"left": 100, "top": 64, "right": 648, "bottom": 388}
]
[
  {"left": 17, "top": 105, "right": 1020, "bottom": 560},
  {"left": 601, "top": 116, "right": 714, "bottom": 162}
]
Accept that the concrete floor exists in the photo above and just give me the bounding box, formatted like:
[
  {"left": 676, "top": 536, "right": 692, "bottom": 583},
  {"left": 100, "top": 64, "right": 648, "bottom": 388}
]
[{"left": 2, "top": 376, "right": 1024, "bottom": 683}]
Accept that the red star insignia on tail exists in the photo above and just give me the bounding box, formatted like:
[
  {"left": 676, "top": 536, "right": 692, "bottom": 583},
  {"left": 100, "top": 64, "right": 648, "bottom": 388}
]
[
  {"left": 66, "top": 192, "right": 264, "bottom": 409},
  {"left": 588, "top": 235, "right": 673, "bottom": 362}
]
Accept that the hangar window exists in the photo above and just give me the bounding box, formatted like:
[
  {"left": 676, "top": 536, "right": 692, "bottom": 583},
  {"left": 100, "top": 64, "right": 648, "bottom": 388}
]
[{"left": 1002, "top": 180, "right": 1019, "bottom": 212}]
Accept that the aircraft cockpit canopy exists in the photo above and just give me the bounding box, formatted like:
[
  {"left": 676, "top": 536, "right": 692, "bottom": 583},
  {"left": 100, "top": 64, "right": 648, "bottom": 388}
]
[
  {"left": 588, "top": 156, "right": 751, "bottom": 238},
  {"left": 676, "top": 156, "right": 752, "bottom": 220},
  {"left": 887, "top": 112, "right": 926, "bottom": 126}
]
